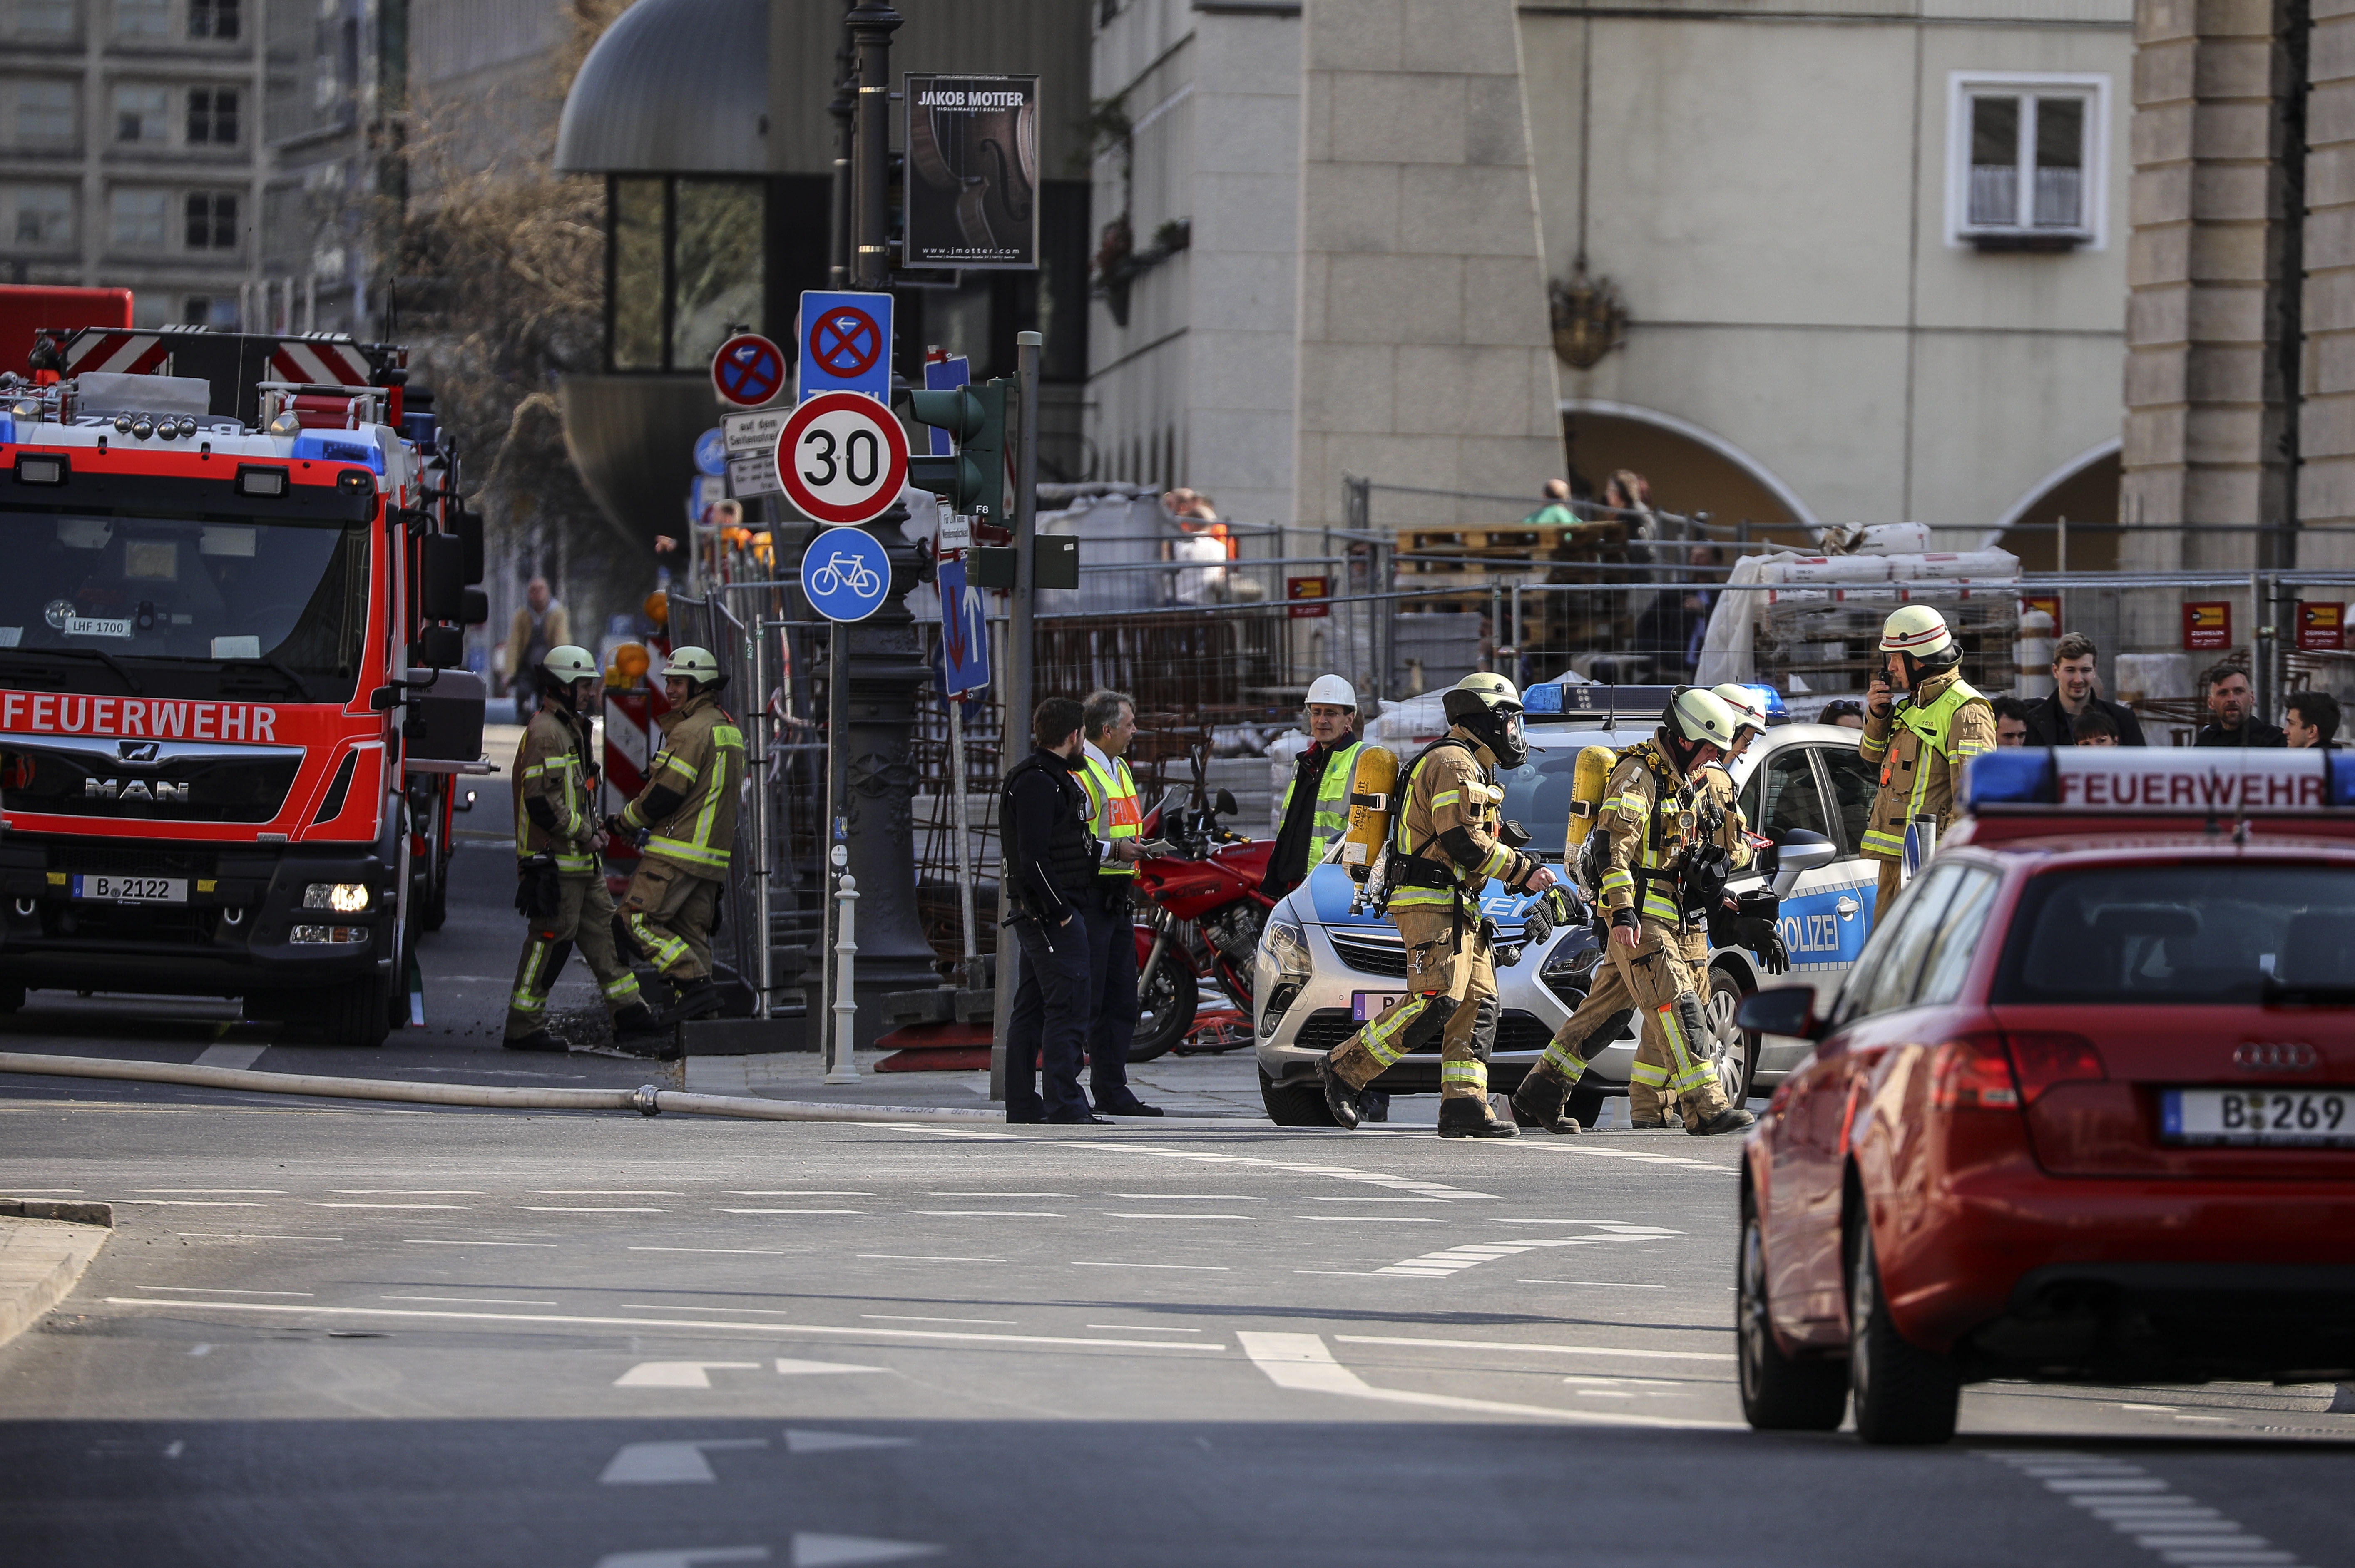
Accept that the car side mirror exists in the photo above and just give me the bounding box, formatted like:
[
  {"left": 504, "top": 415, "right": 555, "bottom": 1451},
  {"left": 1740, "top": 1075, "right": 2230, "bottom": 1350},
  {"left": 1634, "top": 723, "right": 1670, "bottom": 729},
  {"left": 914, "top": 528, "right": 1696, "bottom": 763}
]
[
  {"left": 1770, "top": 828, "right": 1838, "bottom": 896},
  {"left": 1737, "top": 985, "right": 1823, "bottom": 1041},
  {"left": 418, "top": 533, "right": 466, "bottom": 623},
  {"left": 369, "top": 686, "right": 400, "bottom": 712},
  {"left": 1214, "top": 788, "right": 1238, "bottom": 817}
]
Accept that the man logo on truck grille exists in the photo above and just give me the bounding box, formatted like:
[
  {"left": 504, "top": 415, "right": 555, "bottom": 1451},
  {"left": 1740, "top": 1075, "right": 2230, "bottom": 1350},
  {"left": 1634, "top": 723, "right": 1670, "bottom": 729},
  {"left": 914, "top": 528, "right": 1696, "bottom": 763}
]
[
  {"left": 84, "top": 778, "right": 190, "bottom": 803},
  {"left": 117, "top": 741, "right": 160, "bottom": 765}
]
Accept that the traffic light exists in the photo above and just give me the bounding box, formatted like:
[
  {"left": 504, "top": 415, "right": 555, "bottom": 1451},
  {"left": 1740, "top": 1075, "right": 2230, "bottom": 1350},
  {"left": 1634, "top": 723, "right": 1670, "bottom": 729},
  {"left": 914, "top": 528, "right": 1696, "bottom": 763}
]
[{"left": 905, "top": 378, "right": 1007, "bottom": 522}]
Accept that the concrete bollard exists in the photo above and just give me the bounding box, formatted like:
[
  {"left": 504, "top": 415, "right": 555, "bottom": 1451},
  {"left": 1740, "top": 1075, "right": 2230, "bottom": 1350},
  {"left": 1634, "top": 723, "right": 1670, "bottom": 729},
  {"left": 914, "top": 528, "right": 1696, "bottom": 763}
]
[{"left": 828, "top": 874, "right": 861, "bottom": 1084}]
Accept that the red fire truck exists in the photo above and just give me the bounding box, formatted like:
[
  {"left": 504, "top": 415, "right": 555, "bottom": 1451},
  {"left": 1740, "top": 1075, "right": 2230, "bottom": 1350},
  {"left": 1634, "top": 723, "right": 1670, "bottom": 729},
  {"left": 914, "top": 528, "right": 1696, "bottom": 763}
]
[{"left": 0, "top": 317, "right": 488, "bottom": 1045}]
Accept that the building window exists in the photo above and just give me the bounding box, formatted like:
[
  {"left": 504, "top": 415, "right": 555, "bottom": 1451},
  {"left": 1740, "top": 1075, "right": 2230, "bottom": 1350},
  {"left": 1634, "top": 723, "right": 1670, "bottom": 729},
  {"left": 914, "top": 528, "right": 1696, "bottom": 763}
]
[
  {"left": 113, "top": 83, "right": 169, "bottom": 143},
  {"left": 7, "top": 184, "right": 74, "bottom": 246},
  {"left": 184, "top": 189, "right": 236, "bottom": 249},
  {"left": 1948, "top": 73, "right": 2106, "bottom": 250},
  {"left": 12, "top": 80, "right": 75, "bottom": 146},
  {"left": 188, "top": 0, "right": 236, "bottom": 39},
  {"left": 113, "top": 0, "right": 167, "bottom": 38},
  {"left": 604, "top": 175, "right": 768, "bottom": 374},
  {"left": 5, "top": 1, "right": 78, "bottom": 40},
  {"left": 109, "top": 186, "right": 167, "bottom": 247},
  {"left": 187, "top": 86, "right": 237, "bottom": 145},
  {"left": 184, "top": 294, "right": 237, "bottom": 326}
]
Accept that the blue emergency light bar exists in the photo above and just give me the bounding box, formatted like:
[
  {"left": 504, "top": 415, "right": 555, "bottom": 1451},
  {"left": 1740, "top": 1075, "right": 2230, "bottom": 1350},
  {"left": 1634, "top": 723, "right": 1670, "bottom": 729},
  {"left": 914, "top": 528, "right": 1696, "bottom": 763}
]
[
  {"left": 1962, "top": 747, "right": 2355, "bottom": 812},
  {"left": 1526, "top": 681, "right": 1788, "bottom": 723}
]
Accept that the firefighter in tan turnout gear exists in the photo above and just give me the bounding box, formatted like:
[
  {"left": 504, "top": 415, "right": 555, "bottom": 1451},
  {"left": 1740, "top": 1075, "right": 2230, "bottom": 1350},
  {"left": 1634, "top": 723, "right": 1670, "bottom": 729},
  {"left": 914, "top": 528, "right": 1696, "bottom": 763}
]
[
  {"left": 1861, "top": 605, "right": 1997, "bottom": 918},
  {"left": 1316, "top": 673, "right": 1558, "bottom": 1139},
  {"left": 1510, "top": 688, "right": 1765, "bottom": 1137},
  {"left": 607, "top": 646, "right": 743, "bottom": 1024},
  {"left": 505, "top": 646, "right": 662, "bottom": 1051}
]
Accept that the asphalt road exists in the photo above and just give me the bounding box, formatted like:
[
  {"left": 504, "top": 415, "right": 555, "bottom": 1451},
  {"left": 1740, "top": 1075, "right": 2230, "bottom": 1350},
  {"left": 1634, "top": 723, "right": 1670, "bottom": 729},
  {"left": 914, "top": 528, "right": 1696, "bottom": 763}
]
[{"left": 1, "top": 743, "right": 2350, "bottom": 1566}]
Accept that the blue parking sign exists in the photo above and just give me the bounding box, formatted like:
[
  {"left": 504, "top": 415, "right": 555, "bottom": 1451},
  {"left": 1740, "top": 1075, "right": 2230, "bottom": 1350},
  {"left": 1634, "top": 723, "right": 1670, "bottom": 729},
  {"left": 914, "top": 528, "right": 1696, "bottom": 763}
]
[
  {"left": 803, "top": 524, "right": 890, "bottom": 624},
  {"left": 798, "top": 291, "right": 894, "bottom": 403},
  {"left": 936, "top": 554, "right": 990, "bottom": 696}
]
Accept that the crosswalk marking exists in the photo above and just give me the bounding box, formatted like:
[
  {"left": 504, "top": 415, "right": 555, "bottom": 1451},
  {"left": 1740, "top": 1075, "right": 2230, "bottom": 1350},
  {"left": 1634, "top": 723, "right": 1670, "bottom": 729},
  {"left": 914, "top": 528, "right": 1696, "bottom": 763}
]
[{"left": 1981, "top": 1450, "right": 2316, "bottom": 1567}]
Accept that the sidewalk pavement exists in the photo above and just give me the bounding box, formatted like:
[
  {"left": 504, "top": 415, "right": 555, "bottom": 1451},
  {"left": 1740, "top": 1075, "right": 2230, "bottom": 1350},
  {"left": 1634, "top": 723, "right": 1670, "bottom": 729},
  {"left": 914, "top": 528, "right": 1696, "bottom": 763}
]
[
  {"left": 0, "top": 1201, "right": 112, "bottom": 1352},
  {"left": 680, "top": 1043, "right": 1269, "bottom": 1119}
]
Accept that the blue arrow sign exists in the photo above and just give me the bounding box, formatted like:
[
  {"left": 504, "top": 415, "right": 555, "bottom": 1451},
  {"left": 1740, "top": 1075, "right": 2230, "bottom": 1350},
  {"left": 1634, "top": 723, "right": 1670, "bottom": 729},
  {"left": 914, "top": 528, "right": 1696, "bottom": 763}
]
[
  {"left": 693, "top": 427, "right": 728, "bottom": 477},
  {"left": 803, "top": 524, "right": 890, "bottom": 624},
  {"left": 936, "top": 554, "right": 991, "bottom": 696},
  {"left": 798, "top": 291, "right": 894, "bottom": 403}
]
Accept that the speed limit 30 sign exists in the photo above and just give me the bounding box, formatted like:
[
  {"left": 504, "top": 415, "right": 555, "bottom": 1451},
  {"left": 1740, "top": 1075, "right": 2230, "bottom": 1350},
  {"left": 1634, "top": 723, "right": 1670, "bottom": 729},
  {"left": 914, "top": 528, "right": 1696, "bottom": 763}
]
[{"left": 776, "top": 390, "right": 910, "bottom": 527}]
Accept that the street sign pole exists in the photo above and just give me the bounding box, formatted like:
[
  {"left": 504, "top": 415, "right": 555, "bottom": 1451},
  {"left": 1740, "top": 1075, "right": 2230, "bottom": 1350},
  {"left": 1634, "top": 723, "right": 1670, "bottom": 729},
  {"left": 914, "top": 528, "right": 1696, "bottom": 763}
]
[
  {"left": 989, "top": 330, "right": 1044, "bottom": 1104},
  {"left": 824, "top": 618, "right": 850, "bottom": 1079}
]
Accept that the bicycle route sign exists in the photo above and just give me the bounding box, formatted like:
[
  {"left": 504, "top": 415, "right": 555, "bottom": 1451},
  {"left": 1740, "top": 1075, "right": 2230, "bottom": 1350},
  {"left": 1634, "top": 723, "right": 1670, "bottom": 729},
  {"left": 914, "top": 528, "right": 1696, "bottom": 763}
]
[
  {"left": 802, "top": 522, "right": 891, "bottom": 624},
  {"left": 710, "top": 333, "right": 788, "bottom": 408},
  {"left": 797, "top": 290, "right": 893, "bottom": 403},
  {"left": 776, "top": 390, "right": 909, "bottom": 526}
]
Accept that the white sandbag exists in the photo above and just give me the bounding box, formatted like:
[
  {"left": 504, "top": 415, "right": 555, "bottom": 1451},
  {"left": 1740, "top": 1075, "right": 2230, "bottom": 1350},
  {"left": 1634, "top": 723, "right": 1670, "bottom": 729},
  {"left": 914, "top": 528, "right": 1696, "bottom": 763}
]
[
  {"left": 1759, "top": 554, "right": 1895, "bottom": 585},
  {"left": 1815, "top": 522, "right": 1933, "bottom": 556},
  {"left": 1889, "top": 550, "right": 2020, "bottom": 581}
]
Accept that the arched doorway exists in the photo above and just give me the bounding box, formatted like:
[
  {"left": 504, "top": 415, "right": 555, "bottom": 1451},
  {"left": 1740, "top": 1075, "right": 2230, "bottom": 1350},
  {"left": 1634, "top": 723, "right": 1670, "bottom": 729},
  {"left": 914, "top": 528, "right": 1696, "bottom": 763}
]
[
  {"left": 1562, "top": 400, "right": 1816, "bottom": 549},
  {"left": 1990, "top": 441, "right": 2121, "bottom": 572}
]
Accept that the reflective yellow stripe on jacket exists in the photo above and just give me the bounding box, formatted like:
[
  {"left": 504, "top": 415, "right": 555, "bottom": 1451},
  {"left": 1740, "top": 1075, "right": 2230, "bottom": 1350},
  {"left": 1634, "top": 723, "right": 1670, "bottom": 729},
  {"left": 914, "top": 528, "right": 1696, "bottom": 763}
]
[
  {"left": 645, "top": 723, "right": 742, "bottom": 870},
  {"left": 1859, "top": 678, "right": 1990, "bottom": 859},
  {"left": 1079, "top": 751, "right": 1142, "bottom": 879},
  {"left": 1278, "top": 739, "right": 1363, "bottom": 870}
]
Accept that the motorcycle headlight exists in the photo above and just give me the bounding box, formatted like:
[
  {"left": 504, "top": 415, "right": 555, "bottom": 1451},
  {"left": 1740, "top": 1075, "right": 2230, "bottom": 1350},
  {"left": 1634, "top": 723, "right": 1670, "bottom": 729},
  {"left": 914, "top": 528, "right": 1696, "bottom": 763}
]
[{"left": 1262, "top": 918, "right": 1313, "bottom": 982}]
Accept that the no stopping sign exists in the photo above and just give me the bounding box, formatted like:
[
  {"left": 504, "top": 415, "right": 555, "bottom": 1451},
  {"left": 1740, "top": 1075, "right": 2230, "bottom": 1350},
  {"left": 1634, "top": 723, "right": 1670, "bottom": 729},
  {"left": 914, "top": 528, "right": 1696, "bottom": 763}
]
[{"left": 776, "top": 391, "right": 910, "bottom": 527}]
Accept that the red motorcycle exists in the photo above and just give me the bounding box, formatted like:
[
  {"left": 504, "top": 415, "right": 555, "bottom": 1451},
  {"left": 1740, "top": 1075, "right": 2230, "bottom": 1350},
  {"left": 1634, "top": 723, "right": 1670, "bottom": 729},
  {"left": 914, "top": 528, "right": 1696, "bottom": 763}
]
[{"left": 1126, "top": 787, "right": 1274, "bottom": 1061}]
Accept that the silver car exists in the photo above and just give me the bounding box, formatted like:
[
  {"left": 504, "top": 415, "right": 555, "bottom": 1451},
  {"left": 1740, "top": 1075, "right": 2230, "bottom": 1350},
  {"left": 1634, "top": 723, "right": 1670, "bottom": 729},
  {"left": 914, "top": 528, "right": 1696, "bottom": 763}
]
[{"left": 1253, "top": 707, "right": 1882, "bottom": 1127}]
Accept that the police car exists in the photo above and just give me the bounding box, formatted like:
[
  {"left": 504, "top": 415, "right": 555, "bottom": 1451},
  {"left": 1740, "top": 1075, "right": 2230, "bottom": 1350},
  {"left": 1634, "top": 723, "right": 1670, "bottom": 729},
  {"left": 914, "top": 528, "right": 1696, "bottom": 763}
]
[
  {"left": 1735, "top": 748, "right": 2355, "bottom": 1445},
  {"left": 1253, "top": 684, "right": 1883, "bottom": 1126}
]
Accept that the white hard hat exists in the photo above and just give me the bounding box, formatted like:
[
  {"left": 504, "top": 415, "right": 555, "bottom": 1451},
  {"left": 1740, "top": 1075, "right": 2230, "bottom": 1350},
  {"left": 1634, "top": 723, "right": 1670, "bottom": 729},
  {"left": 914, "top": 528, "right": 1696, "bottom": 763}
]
[
  {"left": 1879, "top": 604, "right": 1955, "bottom": 659},
  {"left": 1710, "top": 683, "right": 1768, "bottom": 735},
  {"left": 1306, "top": 673, "right": 1357, "bottom": 709},
  {"left": 541, "top": 644, "right": 599, "bottom": 683},
  {"left": 663, "top": 645, "right": 722, "bottom": 682},
  {"left": 1668, "top": 686, "right": 1743, "bottom": 750}
]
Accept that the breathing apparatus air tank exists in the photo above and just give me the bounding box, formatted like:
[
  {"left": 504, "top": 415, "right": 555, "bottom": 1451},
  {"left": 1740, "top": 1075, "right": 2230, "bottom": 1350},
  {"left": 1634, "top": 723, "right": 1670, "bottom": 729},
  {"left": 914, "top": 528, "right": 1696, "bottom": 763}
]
[
  {"left": 1336, "top": 745, "right": 1401, "bottom": 881},
  {"left": 1563, "top": 745, "right": 1617, "bottom": 851}
]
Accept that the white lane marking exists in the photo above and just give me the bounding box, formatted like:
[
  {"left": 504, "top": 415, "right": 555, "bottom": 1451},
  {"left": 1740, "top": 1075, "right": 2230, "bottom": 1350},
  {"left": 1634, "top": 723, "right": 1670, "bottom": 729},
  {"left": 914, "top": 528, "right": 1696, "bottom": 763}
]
[
  {"left": 776, "top": 1359, "right": 889, "bottom": 1376},
  {"left": 174, "top": 1232, "right": 341, "bottom": 1242},
  {"left": 188, "top": 1345, "right": 211, "bottom": 1357},
  {"left": 1237, "top": 1333, "right": 1739, "bottom": 1430},
  {"left": 1088, "top": 1325, "right": 1202, "bottom": 1333},
  {"left": 134, "top": 1188, "right": 287, "bottom": 1194},
  {"left": 792, "top": 1533, "right": 940, "bottom": 1567},
  {"left": 923, "top": 1192, "right": 1068, "bottom": 1198},
  {"left": 317, "top": 1203, "right": 473, "bottom": 1210},
  {"left": 1294, "top": 1215, "right": 1442, "bottom": 1223},
  {"left": 1069, "top": 1261, "right": 1228, "bottom": 1270},
  {"left": 1516, "top": 1145, "right": 1736, "bottom": 1172},
  {"left": 520, "top": 1205, "right": 669, "bottom": 1213},
  {"left": 1310, "top": 1196, "right": 1444, "bottom": 1203},
  {"left": 1516, "top": 1280, "right": 1666, "bottom": 1289},
  {"left": 540, "top": 1190, "right": 683, "bottom": 1196},
  {"left": 915, "top": 1210, "right": 1062, "bottom": 1218},
  {"left": 1110, "top": 1194, "right": 1263, "bottom": 1200},
  {"left": 637, "top": 1246, "right": 799, "bottom": 1257},
  {"left": 106, "top": 1299, "right": 1228, "bottom": 1352},
  {"left": 1335, "top": 1335, "right": 1734, "bottom": 1363},
  {"left": 738, "top": 1191, "right": 873, "bottom": 1197},
  {"left": 890, "top": 1126, "right": 1505, "bottom": 1199},
  {"left": 721, "top": 1209, "right": 866, "bottom": 1215},
  {"left": 592, "top": 1547, "right": 767, "bottom": 1568},
  {"left": 1105, "top": 1212, "right": 1254, "bottom": 1220},
  {"left": 127, "top": 1200, "right": 265, "bottom": 1207},
  {"left": 624, "top": 1305, "right": 795, "bottom": 1317},
  {"left": 783, "top": 1430, "right": 912, "bottom": 1454},
  {"left": 3, "top": 1188, "right": 82, "bottom": 1193},
  {"left": 601, "top": 1438, "right": 767, "bottom": 1482},
  {"left": 328, "top": 1190, "right": 483, "bottom": 1195},
  {"left": 384, "top": 1295, "right": 557, "bottom": 1306},
  {"left": 133, "top": 1285, "right": 313, "bottom": 1297},
  {"left": 1372, "top": 1228, "right": 1684, "bottom": 1278},
  {"left": 857, "top": 1254, "right": 1002, "bottom": 1263},
  {"left": 192, "top": 1044, "right": 266, "bottom": 1069},
  {"left": 616, "top": 1362, "right": 761, "bottom": 1388},
  {"left": 1981, "top": 1451, "right": 2316, "bottom": 1568},
  {"left": 404, "top": 1238, "right": 556, "bottom": 1247},
  {"left": 862, "top": 1315, "right": 1014, "bottom": 1326}
]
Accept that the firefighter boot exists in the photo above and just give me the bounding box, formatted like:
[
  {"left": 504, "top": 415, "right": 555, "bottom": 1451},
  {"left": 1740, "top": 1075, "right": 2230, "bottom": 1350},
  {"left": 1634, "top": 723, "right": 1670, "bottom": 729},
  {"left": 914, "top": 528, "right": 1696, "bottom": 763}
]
[
  {"left": 1317, "top": 1058, "right": 1362, "bottom": 1131},
  {"left": 1438, "top": 1096, "right": 1520, "bottom": 1139},
  {"left": 1684, "top": 1105, "right": 1757, "bottom": 1136},
  {"left": 663, "top": 981, "right": 723, "bottom": 1026},
  {"left": 504, "top": 1029, "right": 565, "bottom": 1054},
  {"left": 1510, "top": 1066, "right": 1584, "bottom": 1135},
  {"left": 611, "top": 1002, "right": 665, "bottom": 1039}
]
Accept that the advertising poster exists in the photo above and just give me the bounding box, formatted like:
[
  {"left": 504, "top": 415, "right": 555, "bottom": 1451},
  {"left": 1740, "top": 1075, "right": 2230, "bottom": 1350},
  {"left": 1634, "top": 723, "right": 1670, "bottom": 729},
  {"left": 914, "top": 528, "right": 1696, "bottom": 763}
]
[
  {"left": 904, "top": 74, "right": 1040, "bottom": 270},
  {"left": 2297, "top": 601, "right": 2345, "bottom": 652},
  {"left": 2181, "top": 601, "right": 2231, "bottom": 652}
]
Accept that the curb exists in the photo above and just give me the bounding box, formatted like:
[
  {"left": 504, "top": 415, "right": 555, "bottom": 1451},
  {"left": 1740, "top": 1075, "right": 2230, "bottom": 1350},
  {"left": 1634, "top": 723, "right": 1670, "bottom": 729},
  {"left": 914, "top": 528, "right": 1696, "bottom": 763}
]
[{"left": 0, "top": 1203, "right": 112, "bottom": 1354}]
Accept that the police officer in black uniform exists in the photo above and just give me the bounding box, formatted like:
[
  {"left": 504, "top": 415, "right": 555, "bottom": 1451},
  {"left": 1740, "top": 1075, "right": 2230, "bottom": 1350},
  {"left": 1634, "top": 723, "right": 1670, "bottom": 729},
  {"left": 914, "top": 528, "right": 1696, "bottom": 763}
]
[{"left": 1000, "top": 696, "right": 1108, "bottom": 1125}]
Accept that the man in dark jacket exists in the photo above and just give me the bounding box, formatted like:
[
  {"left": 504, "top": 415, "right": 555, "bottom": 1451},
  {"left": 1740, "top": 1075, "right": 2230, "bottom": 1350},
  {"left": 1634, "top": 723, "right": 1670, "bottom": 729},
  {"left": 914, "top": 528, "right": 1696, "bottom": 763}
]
[
  {"left": 1261, "top": 673, "right": 1364, "bottom": 898},
  {"left": 2194, "top": 666, "right": 2287, "bottom": 748},
  {"left": 1001, "top": 696, "right": 1107, "bottom": 1124},
  {"left": 2023, "top": 633, "right": 2146, "bottom": 746}
]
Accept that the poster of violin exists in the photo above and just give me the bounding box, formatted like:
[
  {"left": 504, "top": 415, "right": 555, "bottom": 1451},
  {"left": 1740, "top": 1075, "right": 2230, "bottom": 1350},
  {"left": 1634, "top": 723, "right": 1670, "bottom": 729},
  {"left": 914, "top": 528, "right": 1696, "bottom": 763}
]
[{"left": 903, "top": 73, "right": 1039, "bottom": 270}]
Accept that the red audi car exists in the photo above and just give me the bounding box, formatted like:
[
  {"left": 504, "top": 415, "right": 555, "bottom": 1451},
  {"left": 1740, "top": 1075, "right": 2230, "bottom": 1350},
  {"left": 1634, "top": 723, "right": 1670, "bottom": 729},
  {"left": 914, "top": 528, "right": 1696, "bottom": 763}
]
[{"left": 1734, "top": 747, "right": 2355, "bottom": 1444}]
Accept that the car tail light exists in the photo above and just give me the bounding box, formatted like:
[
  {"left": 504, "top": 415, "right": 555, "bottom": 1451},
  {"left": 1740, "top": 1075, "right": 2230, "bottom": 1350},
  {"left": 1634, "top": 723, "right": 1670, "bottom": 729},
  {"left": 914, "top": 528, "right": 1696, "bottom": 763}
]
[
  {"left": 1929, "top": 1031, "right": 2021, "bottom": 1111},
  {"left": 2003, "top": 1030, "right": 2106, "bottom": 1105}
]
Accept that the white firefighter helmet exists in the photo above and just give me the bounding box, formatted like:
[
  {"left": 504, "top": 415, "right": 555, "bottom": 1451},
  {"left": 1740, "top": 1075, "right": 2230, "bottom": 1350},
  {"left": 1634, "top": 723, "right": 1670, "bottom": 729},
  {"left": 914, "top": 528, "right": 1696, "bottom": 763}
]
[
  {"left": 1667, "top": 686, "right": 1743, "bottom": 752},
  {"left": 1306, "top": 673, "right": 1358, "bottom": 710},
  {"left": 1710, "top": 682, "right": 1769, "bottom": 735},
  {"left": 663, "top": 646, "right": 722, "bottom": 683},
  {"left": 1442, "top": 671, "right": 1522, "bottom": 724},
  {"left": 540, "top": 644, "right": 599, "bottom": 683},
  {"left": 1879, "top": 604, "right": 1956, "bottom": 659}
]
